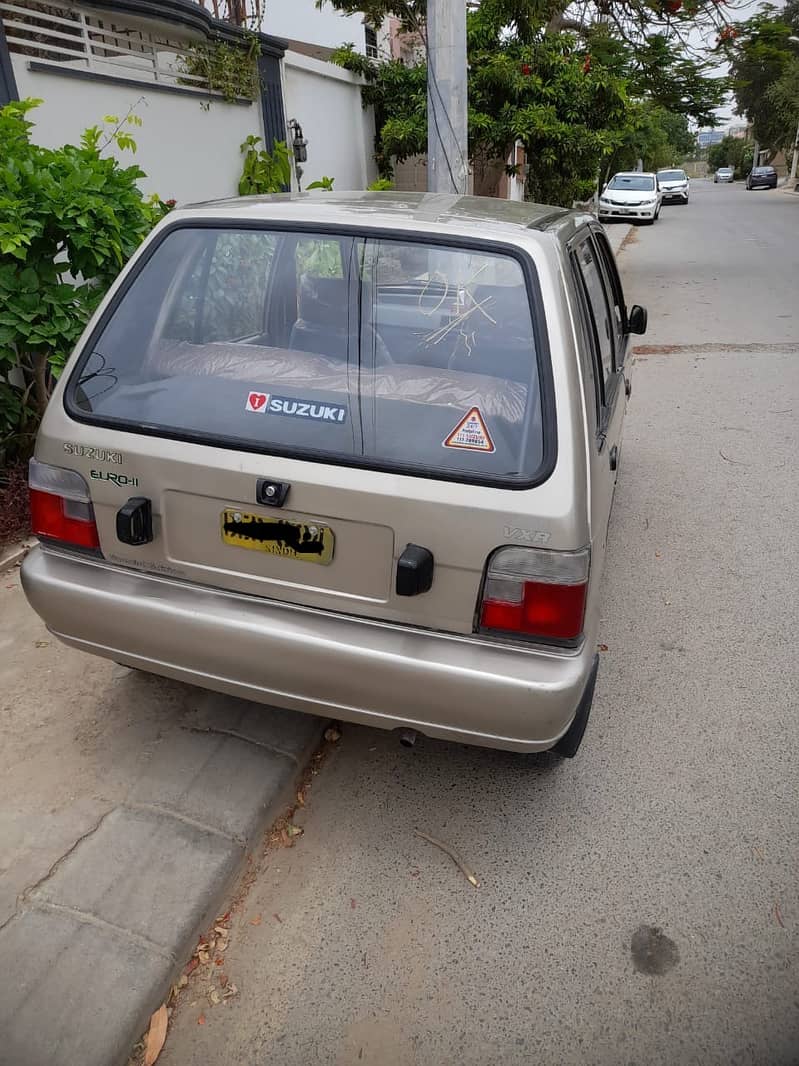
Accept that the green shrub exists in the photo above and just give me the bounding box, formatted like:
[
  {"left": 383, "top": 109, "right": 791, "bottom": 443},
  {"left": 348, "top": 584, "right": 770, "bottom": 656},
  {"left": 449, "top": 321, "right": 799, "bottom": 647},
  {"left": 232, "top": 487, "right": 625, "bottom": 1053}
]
[
  {"left": 0, "top": 99, "right": 169, "bottom": 466},
  {"left": 238, "top": 136, "right": 291, "bottom": 195}
]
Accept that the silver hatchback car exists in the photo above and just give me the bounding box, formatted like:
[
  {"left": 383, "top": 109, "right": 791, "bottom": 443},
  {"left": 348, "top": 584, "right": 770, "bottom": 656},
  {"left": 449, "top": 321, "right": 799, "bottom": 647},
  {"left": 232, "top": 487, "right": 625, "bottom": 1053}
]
[{"left": 22, "top": 193, "right": 645, "bottom": 754}]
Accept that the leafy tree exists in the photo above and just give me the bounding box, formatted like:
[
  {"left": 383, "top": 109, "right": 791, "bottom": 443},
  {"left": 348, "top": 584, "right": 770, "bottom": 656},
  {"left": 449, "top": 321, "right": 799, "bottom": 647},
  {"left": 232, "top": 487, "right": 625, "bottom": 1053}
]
[
  {"left": 707, "top": 134, "right": 753, "bottom": 177},
  {"left": 321, "top": 0, "right": 738, "bottom": 45},
  {"left": 466, "top": 27, "right": 631, "bottom": 205},
  {"left": 587, "top": 28, "right": 725, "bottom": 126},
  {"left": 726, "top": 3, "right": 799, "bottom": 154},
  {"left": 766, "top": 58, "right": 799, "bottom": 157},
  {"left": 604, "top": 102, "right": 695, "bottom": 175},
  {"left": 325, "top": 0, "right": 725, "bottom": 203},
  {"left": 0, "top": 100, "right": 168, "bottom": 464}
]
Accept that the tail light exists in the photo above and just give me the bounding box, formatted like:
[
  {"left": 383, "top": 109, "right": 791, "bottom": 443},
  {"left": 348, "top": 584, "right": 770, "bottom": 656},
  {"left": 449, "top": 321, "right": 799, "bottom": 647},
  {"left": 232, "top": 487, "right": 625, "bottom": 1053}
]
[
  {"left": 477, "top": 546, "right": 590, "bottom": 643},
  {"left": 29, "top": 458, "right": 101, "bottom": 552}
]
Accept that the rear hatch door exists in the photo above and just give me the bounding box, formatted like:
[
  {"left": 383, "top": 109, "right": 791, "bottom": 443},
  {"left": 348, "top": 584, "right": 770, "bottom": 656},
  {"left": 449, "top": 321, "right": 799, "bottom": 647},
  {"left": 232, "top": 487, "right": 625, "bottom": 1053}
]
[{"left": 63, "top": 222, "right": 555, "bottom": 634}]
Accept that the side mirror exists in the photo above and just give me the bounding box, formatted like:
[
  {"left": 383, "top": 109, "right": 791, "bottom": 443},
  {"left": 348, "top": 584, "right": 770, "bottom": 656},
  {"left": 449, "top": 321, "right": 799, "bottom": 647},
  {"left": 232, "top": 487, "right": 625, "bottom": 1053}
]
[{"left": 628, "top": 304, "right": 647, "bottom": 335}]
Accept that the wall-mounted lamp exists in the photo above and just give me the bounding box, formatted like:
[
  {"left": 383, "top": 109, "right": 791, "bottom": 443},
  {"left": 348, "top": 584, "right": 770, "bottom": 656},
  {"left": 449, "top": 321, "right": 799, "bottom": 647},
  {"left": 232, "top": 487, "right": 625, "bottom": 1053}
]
[
  {"left": 288, "top": 118, "right": 308, "bottom": 191},
  {"left": 288, "top": 119, "right": 308, "bottom": 163}
]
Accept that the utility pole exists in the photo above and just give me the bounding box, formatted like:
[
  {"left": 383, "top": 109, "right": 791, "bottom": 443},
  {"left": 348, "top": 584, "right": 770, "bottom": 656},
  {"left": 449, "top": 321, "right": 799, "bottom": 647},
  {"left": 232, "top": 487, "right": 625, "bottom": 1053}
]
[{"left": 426, "top": 0, "right": 469, "bottom": 194}]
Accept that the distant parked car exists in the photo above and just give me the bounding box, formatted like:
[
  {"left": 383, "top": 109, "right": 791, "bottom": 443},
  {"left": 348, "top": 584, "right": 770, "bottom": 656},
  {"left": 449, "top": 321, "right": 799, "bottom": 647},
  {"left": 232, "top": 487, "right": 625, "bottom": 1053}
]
[
  {"left": 656, "top": 168, "right": 690, "bottom": 205},
  {"left": 746, "top": 166, "right": 778, "bottom": 190},
  {"left": 714, "top": 167, "right": 734, "bottom": 183},
  {"left": 598, "top": 172, "right": 662, "bottom": 224}
]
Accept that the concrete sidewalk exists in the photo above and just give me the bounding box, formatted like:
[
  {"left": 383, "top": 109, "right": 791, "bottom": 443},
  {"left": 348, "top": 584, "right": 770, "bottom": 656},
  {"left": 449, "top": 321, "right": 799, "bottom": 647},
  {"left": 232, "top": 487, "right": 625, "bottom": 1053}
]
[
  {"left": 0, "top": 560, "right": 325, "bottom": 1066},
  {"left": 603, "top": 221, "right": 634, "bottom": 256}
]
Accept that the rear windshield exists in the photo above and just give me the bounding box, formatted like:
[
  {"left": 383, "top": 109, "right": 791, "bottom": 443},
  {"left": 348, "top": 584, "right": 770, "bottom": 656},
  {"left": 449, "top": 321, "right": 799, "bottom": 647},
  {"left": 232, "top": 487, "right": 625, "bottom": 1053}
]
[
  {"left": 608, "top": 175, "right": 655, "bottom": 191},
  {"left": 657, "top": 170, "right": 686, "bottom": 181},
  {"left": 66, "top": 226, "right": 550, "bottom": 486},
  {"left": 753, "top": 167, "right": 775, "bottom": 175}
]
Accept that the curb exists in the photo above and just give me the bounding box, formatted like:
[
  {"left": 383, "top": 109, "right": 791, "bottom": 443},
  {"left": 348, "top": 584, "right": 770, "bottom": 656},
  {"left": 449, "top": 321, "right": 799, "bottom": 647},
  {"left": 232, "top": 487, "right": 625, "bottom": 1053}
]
[
  {"left": 0, "top": 537, "right": 35, "bottom": 572},
  {"left": 604, "top": 223, "right": 635, "bottom": 257},
  {"left": 0, "top": 692, "right": 327, "bottom": 1066}
]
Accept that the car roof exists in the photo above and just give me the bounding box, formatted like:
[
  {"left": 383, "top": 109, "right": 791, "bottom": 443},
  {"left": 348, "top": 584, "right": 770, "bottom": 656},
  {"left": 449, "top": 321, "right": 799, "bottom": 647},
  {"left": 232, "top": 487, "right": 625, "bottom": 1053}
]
[
  {"left": 173, "top": 191, "right": 586, "bottom": 243},
  {"left": 657, "top": 168, "right": 686, "bottom": 172},
  {"left": 612, "top": 171, "right": 657, "bottom": 178}
]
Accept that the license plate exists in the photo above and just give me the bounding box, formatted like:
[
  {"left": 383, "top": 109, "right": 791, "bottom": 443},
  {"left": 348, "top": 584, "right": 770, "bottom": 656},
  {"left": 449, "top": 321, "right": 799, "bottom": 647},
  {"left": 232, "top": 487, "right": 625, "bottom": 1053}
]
[{"left": 221, "top": 509, "right": 335, "bottom": 565}]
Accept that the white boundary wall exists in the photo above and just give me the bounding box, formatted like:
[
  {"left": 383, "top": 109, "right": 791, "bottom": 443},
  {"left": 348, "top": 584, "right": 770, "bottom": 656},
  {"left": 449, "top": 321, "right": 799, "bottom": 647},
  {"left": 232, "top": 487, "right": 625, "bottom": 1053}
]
[
  {"left": 283, "top": 50, "right": 376, "bottom": 191},
  {"left": 12, "top": 56, "right": 264, "bottom": 204}
]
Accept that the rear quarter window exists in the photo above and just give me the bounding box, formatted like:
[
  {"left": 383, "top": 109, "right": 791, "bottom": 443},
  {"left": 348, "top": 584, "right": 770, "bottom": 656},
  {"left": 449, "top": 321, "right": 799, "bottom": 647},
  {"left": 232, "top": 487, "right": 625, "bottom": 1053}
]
[{"left": 66, "top": 225, "right": 554, "bottom": 487}]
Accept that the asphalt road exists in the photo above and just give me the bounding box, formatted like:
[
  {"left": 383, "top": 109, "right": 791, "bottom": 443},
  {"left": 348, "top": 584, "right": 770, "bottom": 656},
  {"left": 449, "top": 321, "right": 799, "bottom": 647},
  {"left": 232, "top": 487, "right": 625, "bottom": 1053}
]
[{"left": 161, "top": 182, "right": 799, "bottom": 1066}]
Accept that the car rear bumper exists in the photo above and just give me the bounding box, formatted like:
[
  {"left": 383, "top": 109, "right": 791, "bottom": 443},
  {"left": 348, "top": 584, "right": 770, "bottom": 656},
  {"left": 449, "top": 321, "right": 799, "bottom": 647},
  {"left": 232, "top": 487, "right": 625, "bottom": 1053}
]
[{"left": 21, "top": 547, "right": 598, "bottom": 753}]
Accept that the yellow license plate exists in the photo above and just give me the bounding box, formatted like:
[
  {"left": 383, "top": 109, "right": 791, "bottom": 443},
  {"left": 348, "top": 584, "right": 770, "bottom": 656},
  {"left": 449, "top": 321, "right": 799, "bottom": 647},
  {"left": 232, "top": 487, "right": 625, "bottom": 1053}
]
[{"left": 221, "top": 509, "right": 335, "bottom": 565}]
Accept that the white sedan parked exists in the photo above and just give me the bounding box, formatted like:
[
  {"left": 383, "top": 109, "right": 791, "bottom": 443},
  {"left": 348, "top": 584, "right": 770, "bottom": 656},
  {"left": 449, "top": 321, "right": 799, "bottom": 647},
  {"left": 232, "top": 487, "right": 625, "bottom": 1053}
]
[{"left": 598, "top": 172, "right": 662, "bottom": 225}]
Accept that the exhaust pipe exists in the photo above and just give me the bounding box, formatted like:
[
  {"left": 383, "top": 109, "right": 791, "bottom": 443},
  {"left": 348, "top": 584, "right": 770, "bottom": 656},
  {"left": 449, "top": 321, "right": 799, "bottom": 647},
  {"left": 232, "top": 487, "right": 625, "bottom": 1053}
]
[{"left": 399, "top": 729, "right": 418, "bottom": 748}]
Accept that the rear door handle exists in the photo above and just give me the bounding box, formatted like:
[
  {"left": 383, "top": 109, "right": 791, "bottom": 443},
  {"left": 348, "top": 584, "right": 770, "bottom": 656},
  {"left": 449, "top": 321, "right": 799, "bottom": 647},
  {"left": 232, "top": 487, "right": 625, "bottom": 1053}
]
[{"left": 609, "top": 446, "right": 618, "bottom": 472}]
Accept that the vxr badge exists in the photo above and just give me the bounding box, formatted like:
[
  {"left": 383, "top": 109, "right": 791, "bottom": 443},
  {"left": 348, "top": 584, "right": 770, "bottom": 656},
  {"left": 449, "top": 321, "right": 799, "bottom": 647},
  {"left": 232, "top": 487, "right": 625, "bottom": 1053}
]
[{"left": 503, "top": 526, "right": 551, "bottom": 545}]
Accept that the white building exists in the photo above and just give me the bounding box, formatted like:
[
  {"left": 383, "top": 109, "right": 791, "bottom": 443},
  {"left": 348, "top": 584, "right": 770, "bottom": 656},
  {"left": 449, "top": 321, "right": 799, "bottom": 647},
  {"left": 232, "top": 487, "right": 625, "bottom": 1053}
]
[{"left": 263, "top": 0, "right": 373, "bottom": 55}]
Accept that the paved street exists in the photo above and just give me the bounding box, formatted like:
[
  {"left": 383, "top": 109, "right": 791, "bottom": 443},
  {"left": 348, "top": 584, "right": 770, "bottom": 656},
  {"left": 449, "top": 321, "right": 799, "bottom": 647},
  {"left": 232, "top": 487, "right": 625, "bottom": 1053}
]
[{"left": 159, "top": 181, "right": 799, "bottom": 1066}]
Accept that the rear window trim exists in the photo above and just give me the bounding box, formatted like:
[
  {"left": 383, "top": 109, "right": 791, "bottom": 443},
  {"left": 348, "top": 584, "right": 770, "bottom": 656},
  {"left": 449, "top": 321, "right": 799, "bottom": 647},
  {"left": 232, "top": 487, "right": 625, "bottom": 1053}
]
[{"left": 63, "top": 218, "right": 558, "bottom": 492}]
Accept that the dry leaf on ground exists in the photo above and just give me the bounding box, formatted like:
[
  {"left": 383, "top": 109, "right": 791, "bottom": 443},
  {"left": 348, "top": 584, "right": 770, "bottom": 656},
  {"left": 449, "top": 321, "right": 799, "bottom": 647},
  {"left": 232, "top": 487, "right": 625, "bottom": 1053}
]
[
  {"left": 208, "top": 988, "right": 221, "bottom": 1006},
  {"left": 286, "top": 824, "right": 303, "bottom": 838},
  {"left": 143, "top": 1004, "right": 168, "bottom": 1066},
  {"left": 324, "top": 726, "right": 341, "bottom": 742},
  {"left": 197, "top": 1013, "right": 206, "bottom": 1026},
  {"left": 34, "top": 640, "right": 50, "bottom": 648},
  {"left": 249, "top": 914, "right": 262, "bottom": 926},
  {"left": 223, "top": 983, "right": 239, "bottom": 1000}
]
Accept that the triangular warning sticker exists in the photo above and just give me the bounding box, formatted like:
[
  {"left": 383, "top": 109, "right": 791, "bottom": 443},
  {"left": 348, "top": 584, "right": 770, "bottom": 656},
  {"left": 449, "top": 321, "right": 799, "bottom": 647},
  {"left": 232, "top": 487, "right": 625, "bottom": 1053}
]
[{"left": 443, "top": 407, "right": 495, "bottom": 453}]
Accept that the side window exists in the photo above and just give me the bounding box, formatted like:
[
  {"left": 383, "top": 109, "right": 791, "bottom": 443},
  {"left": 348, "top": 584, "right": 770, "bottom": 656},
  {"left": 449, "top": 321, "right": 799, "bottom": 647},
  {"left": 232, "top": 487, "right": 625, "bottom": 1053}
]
[
  {"left": 575, "top": 238, "right": 614, "bottom": 391},
  {"left": 164, "top": 231, "right": 276, "bottom": 343},
  {"left": 592, "top": 231, "right": 626, "bottom": 365}
]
